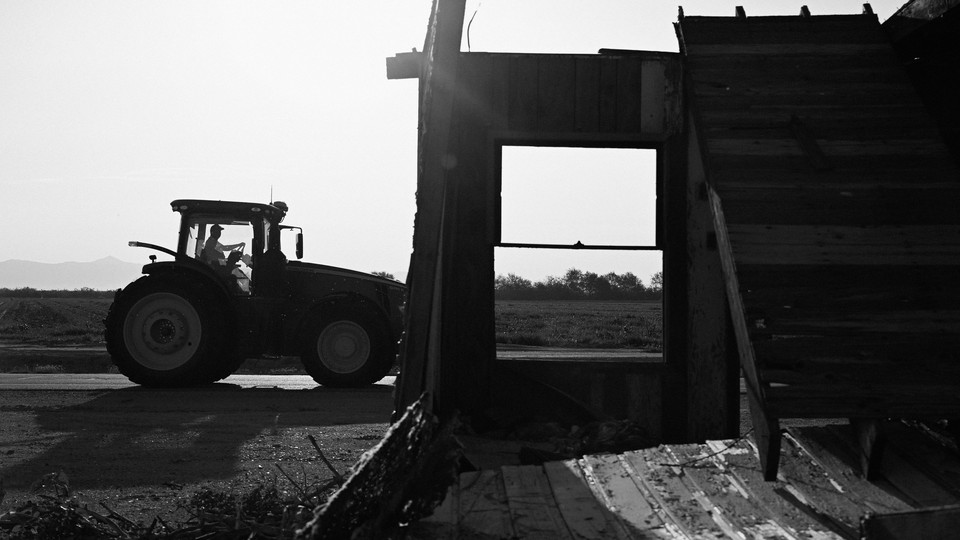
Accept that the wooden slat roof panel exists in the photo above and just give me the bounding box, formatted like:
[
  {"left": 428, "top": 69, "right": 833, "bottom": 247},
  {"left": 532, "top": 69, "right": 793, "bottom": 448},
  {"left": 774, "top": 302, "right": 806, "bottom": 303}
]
[
  {"left": 678, "top": 14, "right": 885, "bottom": 46},
  {"left": 681, "top": 13, "right": 959, "bottom": 218},
  {"left": 684, "top": 12, "right": 960, "bottom": 468}
]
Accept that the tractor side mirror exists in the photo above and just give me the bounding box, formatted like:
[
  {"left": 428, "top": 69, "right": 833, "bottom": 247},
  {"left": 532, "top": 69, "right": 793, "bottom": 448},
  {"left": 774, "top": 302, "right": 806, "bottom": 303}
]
[{"left": 296, "top": 232, "right": 303, "bottom": 260}]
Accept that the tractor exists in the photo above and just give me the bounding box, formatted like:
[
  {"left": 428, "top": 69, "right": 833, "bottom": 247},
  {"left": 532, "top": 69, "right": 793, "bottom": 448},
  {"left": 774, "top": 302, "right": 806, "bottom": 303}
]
[{"left": 104, "top": 199, "right": 405, "bottom": 387}]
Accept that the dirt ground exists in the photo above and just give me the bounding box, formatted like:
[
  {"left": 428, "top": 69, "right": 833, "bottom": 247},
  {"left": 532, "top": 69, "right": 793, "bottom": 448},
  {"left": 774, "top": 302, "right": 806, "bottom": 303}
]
[{"left": 0, "top": 384, "right": 395, "bottom": 526}]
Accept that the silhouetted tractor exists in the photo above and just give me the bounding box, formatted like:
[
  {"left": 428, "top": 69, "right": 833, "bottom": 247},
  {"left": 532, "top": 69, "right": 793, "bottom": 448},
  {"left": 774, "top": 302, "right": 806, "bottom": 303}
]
[{"left": 104, "top": 199, "right": 405, "bottom": 387}]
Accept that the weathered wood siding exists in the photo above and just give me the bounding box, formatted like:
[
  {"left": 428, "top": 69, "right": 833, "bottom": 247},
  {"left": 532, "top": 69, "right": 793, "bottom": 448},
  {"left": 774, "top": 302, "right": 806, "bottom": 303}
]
[
  {"left": 679, "top": 11, "right": 960, "bottom": 474},
  {"left": 425, "top": 51, "right": 731, "bottom": 438}
]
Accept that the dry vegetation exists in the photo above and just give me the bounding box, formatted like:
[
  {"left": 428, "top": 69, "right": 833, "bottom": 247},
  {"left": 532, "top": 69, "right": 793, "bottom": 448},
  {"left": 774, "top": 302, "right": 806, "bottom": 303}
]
[
  {"left": 0, "top": 297, "right": 110, "bottom": 347},
  {"left": 495, "top": 300, "right": 663, "bottom": 351}
]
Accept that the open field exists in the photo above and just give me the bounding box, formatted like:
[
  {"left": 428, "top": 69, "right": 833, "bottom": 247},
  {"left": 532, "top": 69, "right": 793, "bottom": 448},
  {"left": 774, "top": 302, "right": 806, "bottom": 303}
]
[
  {"left": 1, "top": 296, "right": 666, "bottom": 351},
  {"left": 0, "top": 297, "right": 109, "bottom": 347},
  {"left": 495, "top": 300, "right": 662, "bottom": 351}
]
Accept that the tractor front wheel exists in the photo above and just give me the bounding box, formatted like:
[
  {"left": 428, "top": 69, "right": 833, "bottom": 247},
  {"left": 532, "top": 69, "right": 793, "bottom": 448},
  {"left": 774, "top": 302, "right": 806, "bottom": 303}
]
[{"left": 105, "top": 277, "right": 229, "bottom": 386}]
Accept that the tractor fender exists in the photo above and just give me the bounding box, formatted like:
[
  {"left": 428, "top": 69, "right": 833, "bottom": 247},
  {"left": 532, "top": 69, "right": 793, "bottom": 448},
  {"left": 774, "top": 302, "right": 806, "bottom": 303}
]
[
  {"left": 117, "top": 265, "right": 239, "bottom": 337},
  {"left": 140, "top": 260, "right": 233, "bottom": 297}
]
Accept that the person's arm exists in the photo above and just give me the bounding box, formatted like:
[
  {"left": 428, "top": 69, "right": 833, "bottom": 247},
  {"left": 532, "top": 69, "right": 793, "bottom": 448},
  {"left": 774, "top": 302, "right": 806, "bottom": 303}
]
[{"left": 219, "top": 241, "right": 245, "bottom": 251}]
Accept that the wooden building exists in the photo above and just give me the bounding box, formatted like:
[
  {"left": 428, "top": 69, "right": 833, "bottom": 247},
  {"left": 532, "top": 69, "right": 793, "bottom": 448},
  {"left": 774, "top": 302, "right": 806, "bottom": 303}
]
[
  {"left": 386, "top": 0, "right": 960, "bottom": 479},
  {"left": 284, "top": 2, "right": 960, "bottom": 537}
]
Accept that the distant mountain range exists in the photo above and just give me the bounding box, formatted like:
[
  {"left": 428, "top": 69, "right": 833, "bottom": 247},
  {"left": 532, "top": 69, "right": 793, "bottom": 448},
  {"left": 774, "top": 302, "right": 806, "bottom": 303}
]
[
  {"left": 0, "top": 257, "right": 408, "bottom": 291},
  {"left": 0, "top": 257, "right": 145, "bottom": 291}
]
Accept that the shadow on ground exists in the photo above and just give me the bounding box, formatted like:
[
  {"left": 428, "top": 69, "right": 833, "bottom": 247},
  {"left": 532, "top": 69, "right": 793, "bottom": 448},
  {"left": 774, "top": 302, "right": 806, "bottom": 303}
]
[{"left": 0, "top": 383, "right": 394, "bottom": 491}]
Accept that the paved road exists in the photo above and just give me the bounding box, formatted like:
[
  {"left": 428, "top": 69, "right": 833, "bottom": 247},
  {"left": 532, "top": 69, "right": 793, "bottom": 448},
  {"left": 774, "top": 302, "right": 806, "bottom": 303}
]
[{"left": 0, "top": 373, "right": 396, "bottom": 390}]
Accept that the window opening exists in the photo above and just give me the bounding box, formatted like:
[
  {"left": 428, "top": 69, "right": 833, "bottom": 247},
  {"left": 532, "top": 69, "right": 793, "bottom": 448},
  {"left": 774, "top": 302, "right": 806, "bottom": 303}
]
[{"left": 496, "top": 145, "right": 662, "bottom": 363}]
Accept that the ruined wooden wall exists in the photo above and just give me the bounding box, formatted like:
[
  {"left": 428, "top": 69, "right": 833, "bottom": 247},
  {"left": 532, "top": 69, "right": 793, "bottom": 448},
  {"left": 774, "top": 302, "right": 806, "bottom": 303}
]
[
  {"left": 679, "top": 11, "right": 960, "bottom": 477},
  {"left": 414, "top": 51, "right": 738, "bottom": 441}
]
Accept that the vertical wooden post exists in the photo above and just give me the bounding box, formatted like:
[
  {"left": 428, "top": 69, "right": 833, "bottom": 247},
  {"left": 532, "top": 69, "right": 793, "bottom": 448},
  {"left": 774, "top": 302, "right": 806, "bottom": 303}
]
[{"left": 394, "top": 0, "right": 466, "bottom": 420}]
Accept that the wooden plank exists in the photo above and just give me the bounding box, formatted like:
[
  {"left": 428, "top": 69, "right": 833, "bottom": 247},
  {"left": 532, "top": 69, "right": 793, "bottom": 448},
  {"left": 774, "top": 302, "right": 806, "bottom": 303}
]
[
  {"left": 458, "top": 469, "right": 516, "bottom": 538},
  {"left": 694, "top": 80, "right": 919, "bottom": 105},
  {"left": 598, "top": 57, "right": 618, "bottom": 132},
  {"left": 861, "top": 505, "right": 960, "bottom": 540},
  {"left": 508, "top": 55, "right": 539, "bottom": 131},
  {"left": 651, "top": 446, "right": 768, "bottom": 538},
  {"left": 784, "top": 426, "right": 913, "bottom": 514},
  {"left": 621, "top": 447, "right": 736, "bottom": 536},
  {"left": 626, "top": 371, "right": 664, "bottom": 441},
  {"left": 487, "top": 54, "right": 510, "bottom": 131},
  {"left": 881, "top": 421, "right": 960, "bottom": 498},
  {"left": 686, "top": 126, "right": 738, "bottom": 441},
  {"left": 765, "top": 385, "right": 960, "bottom": 419},
  {"left": 745, "top": 310, "right": 960, "bottom": 337},
  {"left": 735, "top": 265, "right": 960, "bottom": 311},
  {"left": 697, "top": 103, "right": 932, "bottom": 127},
  {"left": 708, "top": 138, "right": 946, "bottom": 157},
  {"left": 716, "top": 185, "right": 960, "bottom": 226},
  {"left": 616, "top": 57, "right": 643, "bottom": 132},
  {"left": 877, "top": 447, "right": 960, "bottom": 507},
  {"left": 762, "top": 362, "right": 960, "bottom": 393},
  {"left": 695, "top": 87, "right": 924, "bottom": 111},
  {"left": 700, "top": 438, "right": 842, "bottom": 536},
  {"left": 708, "top": 150, "right": 956, "bottom": 180},
  {"left": 726, "top": 224, "right": 960, "bottom": 266},
  {"left": 501, "top": 465, "right": 572, "bottom": 539},
  {"left": 579, "top": 454, "right": 668, "bottom": 538},
  {"left": 707, "top": 186, "right": 781, "bottom": 480},
  {"left": 684, "top": 42, "right": 893, "bottom": 57},
  {"left": 538, "top": 56, "right": 576, "bottom": 132},
  {"left": 574, "top": 56, "right": 600, "bottom": 133},
  {"left": 542, "top": 460, "right": 629, "bottom": 540},
  {"left": 680, "top": 15, "right": 885, "bottom": 45},
  {"left": 776, "top": 431, "right": 873, "bottom": 536},
  {"left": 668, "top": 443, "right": 811, "bottom": 538},
  {"left": 687, "top": 53, "right": 913, "bottom": 84},
  {"left": 697, "top": 114, "right": 939, "bottom": 142},
  {"left": 640, "top": 59, "right": 666, "bottom": 136},
  {"left": 687, "top": 53, "right": 911, "bottom": 83}
]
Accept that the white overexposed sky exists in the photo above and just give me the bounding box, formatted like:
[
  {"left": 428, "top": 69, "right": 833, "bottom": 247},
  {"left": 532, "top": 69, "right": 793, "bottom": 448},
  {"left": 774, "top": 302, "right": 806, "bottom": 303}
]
[{"left": 0, "top": 0, "right": 905, "bottom": 285}]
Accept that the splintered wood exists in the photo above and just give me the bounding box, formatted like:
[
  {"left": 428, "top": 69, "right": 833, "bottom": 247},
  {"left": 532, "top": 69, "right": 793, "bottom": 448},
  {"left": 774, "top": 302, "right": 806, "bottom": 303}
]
[{"left": 411, "top": 426, "right": 960, "bottom": 539}]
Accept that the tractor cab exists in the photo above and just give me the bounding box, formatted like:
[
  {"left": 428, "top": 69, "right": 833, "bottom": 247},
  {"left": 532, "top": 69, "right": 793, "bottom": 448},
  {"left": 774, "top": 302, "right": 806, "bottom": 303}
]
[{"left": 170, "top": 199, "right": 301, "bottom": 296}]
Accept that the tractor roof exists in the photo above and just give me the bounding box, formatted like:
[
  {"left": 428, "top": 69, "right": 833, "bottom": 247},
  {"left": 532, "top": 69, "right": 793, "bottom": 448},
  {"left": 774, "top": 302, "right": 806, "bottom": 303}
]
[{"left": 170, "top": 199, "right": 287, "bottom": 221}]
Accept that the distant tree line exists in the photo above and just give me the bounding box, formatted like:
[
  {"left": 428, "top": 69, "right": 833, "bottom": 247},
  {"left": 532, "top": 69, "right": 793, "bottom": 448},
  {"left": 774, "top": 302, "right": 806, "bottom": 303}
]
[
  {"left": 0, "top": 287, "right": 115, "bottom": 299},
  {"left": 495, "top": 269, "right": 662, "bottom": 301}
]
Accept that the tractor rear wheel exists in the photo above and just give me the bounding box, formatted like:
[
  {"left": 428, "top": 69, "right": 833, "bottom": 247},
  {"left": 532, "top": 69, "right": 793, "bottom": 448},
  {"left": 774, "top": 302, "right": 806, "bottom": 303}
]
[
  {"left": 105, "top": 277, "right": 230, "bottom": 386},
  {"left": 300, "top": 307, "right": 393, "bottom": 387}
]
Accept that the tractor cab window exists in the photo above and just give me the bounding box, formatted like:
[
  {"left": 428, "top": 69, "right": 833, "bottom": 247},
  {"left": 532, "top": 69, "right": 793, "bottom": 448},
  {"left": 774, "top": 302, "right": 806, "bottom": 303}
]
[{"left": 186, "top": 217, "right": 256, "bottom": 295}]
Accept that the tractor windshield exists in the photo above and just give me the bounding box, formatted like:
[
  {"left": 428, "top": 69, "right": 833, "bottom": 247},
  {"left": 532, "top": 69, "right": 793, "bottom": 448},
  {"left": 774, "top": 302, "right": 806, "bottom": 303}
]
[{"left": 186, "top": 216, "right": 256, "bottom": 295}]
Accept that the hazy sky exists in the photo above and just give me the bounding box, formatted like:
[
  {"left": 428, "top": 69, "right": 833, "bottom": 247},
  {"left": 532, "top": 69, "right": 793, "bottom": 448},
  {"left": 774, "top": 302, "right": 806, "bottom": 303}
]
[{"left": 1, "top": 0, "right": 904, "bottom": 285}]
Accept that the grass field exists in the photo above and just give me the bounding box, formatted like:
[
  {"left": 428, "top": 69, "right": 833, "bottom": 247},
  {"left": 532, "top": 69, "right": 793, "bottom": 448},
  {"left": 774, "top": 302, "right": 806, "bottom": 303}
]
[
  {"left": 495, "top": 300, "right": 662, "bottom": 351},
  {"left": 0, "top": 296, "right": 665, "bottom": 353},
  {"left": 0, "top": 297, "right": 110, "bottom": 346}
]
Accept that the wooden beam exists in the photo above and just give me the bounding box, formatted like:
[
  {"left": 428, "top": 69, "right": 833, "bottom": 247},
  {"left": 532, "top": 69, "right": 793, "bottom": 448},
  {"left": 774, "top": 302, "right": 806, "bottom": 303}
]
[
  {"left": 852, "top": 419, "right": 885, "bottom": 480},
  {"left": 386, "top": 51, "right": 422, "bottom": 80},
  {"left": 861, "top": 505, "right": 960, "bottom": 540},
  {"left": 708, "top": 186, "right": 780, "bottom": 480},
  {"left": 394, "top": 0, "right": 466, "bottom": 419}
]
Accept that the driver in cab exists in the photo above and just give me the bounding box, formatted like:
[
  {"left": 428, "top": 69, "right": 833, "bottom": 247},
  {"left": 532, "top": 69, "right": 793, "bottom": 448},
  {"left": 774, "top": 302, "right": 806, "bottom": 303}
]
[{"left": 203, "top": 224, "right": 244, "bottom": 266}]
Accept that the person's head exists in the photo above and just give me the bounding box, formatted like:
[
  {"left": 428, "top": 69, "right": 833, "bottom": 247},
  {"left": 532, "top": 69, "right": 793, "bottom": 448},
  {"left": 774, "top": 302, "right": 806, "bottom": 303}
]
[{"left": 210, "top": 224, "right": 223, "bottom": 238}]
